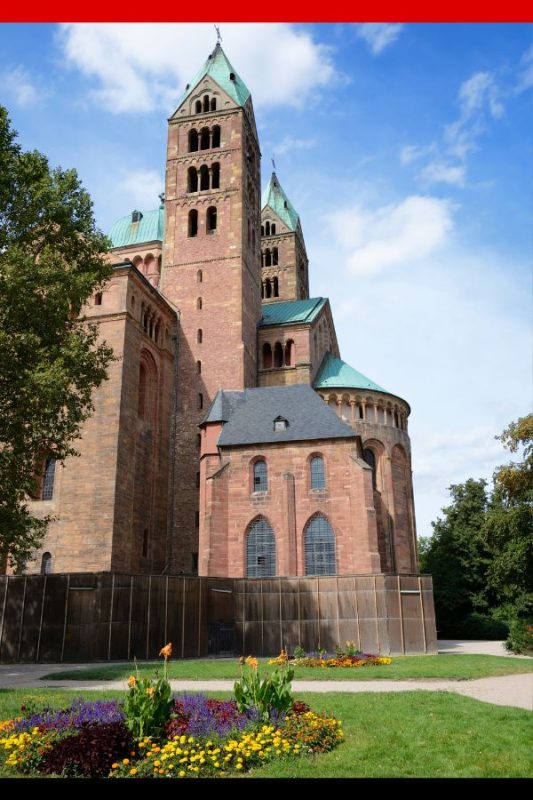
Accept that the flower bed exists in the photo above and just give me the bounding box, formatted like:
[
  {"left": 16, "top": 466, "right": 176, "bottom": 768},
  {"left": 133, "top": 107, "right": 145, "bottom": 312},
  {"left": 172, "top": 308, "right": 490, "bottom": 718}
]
[
  {"left": 0, "top": 645, "right": 343, "bottom": 778},
  {"left": 269, "top": 644, "right": 392, "bottom": 669}
]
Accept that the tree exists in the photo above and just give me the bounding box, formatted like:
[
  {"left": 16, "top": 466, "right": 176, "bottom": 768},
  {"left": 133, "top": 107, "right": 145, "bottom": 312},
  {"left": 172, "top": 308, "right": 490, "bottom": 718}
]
[
  {"left": 484, "top": 414, "right": 533, "bottom": 618},
  {"left": 419, "top": 479, "right": 492, "bottom": 636},
  {"left": 0, "top": 106, "right": 113, "bottom": 570}
]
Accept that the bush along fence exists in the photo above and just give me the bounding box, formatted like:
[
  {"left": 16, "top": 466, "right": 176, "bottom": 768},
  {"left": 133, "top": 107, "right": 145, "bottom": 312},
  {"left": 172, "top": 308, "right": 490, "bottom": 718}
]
[{"left": 0, "top": 572, "right": 437, "bottom": 663}]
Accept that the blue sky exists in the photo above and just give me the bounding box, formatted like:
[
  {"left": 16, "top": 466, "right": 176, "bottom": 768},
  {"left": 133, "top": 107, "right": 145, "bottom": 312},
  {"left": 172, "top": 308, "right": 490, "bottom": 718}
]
[{"left": 1, "top": 23, "right": 531, "bottom": 537}]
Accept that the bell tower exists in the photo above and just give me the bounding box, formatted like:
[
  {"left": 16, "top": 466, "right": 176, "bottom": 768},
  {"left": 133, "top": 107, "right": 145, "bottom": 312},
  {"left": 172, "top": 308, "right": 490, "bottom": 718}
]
[{"left": 161, "top": 44, "right": 262, "bottom": 571}]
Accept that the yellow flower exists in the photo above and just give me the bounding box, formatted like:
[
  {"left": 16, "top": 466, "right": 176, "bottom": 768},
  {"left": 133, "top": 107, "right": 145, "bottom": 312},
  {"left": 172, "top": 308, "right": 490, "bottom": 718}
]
[
  {"left": 245, "top": 655, "right": 259, "bottom": 669},
  {"left": 127, "top": 675, "right": 137, "bottom": 688},
  {"left": 146, "top": 687, "right": 155, "bottom": 698},
  {"left": 159, "top": 642, "right": 173, "bottom": 660},
  {"left": 129, "top": 768, "right": 138, "bottom": 776},
  {"left": 122, "top": 758, "right": 130, "bottom": 765}
]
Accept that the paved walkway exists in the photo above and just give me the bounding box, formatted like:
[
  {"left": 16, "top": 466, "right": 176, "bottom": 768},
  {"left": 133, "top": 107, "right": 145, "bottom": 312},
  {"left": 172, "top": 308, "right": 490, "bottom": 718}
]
[{"left": 1, "top": 642, "right": 532, "bottom": 712}]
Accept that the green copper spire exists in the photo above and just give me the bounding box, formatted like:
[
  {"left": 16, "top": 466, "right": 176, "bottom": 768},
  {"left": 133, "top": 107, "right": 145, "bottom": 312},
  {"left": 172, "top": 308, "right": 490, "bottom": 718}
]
[
  {"left": 261, "top": 172, "right": 300, "bottom": 232},
  {"left": 178, "top": 43, "right": 251, "bottom": 109}
]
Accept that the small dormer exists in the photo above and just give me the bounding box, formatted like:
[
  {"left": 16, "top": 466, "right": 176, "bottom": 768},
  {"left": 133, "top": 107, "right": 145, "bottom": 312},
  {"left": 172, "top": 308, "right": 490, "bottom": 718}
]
[
  {"left": 273, "top": 415, "right": 289, "bottom": 432},
  {"left": 131, "top": 210, "right": 143, "bottom": 224}
]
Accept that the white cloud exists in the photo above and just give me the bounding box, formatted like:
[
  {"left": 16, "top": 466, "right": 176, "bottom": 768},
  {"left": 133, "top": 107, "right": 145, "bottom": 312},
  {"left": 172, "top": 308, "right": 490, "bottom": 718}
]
[
  {"left": 114, "top": 169, "right": 164, "bottom": 210},
  {"left": 1, "top": 66, "right": 45, "bottom": 108},
  {"left": 275, "top": 135, "right": 316, "bottom": 156},
  {"left": 327, "top": 195, "right": 454, "bottom": 277},
  {"left": 57, "top": 23, "right": 336, "bottom": 114},
  {"left": 419, "top": 160, "right": 466, "bottom": 187},
  {"left": 515, "top": 45, "right": 533, "bottom": 93},
  {"left": 356, "top": 24, "right": 404, "bottom": 55},
  {"left": 399, "top": 144, "right": 433, "bottom": 165},
  {"left": 458, "top": 71, "right": 503, "bottom": 119}
]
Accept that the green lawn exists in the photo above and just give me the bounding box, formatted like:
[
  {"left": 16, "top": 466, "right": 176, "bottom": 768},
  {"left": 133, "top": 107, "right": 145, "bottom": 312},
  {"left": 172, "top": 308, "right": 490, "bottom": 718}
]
[
  {"left": 44, "top": 654, "right": 533, "bottom": 682},
  {"left": 1, "top": 688, "right": 531, "bottom": 778}
]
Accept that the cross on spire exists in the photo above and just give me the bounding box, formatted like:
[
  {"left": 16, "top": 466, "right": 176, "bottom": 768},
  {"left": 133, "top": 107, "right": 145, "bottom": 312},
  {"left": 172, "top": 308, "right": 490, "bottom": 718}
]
[
  {"left": 214, "top": 24, "right": 222, "bottom": 44},
  {"left": 271, "top": 156, "right": 277, "bottom": 172}
]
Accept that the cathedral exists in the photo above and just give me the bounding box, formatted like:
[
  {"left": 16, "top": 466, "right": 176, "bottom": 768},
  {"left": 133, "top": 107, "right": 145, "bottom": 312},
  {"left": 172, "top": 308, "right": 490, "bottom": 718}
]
[{"left": 26, "top": 43, "right": 418, "bottom": 583}]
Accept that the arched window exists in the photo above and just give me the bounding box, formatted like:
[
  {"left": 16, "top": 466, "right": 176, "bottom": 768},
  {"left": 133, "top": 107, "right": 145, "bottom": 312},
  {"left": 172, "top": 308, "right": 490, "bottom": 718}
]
[
  {"left": 262, "top": 342, "right": 272, "bottom": 369},
  {"left": 203, "top": 95, "right": 210, "bottom": 112},
  {"left": 274, "top": 342, "right": 283, "bottom": 368},
  {"left": 273, "top": 277, "right": 279, "bottom": 297},
  {"left": 261, "top": 225, "right": 265, "bottom": 237},
  {"left": 265, "top": 248, "right": 271, "bottom": 267},
  {"left": 197, "top": 269, "right": 203, "bottom": 283},
  {"left": 41, "top": 458, "right": 56, "bottom": 500},
  {"left": 200, "top": 164, "right": 209, "bottom": 191},
  {"left": 212, "top": 125, "right": 221, "bottom": 148},
  {"left": 261, "top": 281, "right": 265, "bottom": 299},
  {"left": 187, "top": 167, "right": 198, "bottom": 193},
  {"left": 310, "top": 456, "right": 325, "bottom": 490},
  {"left": 200, "top": 127, "right": 210, "bottom": 150},
  {"left": 188, "top": 209, "right": 198, "bottom": 237},
  {"left": 196, "top": 297, "right": 202, "bottom": 310},
  {"left": 284, "top": 339, "right": 294, "bottom": 366},
  {"left": 272, "top": 247, "right": 279, "bottom": 266},
  {"left": 40, "top": 552, "right": 52, "bottom": 575},
  {"left": 363, "top": 448, "right": 377, "bottom": 489},
  {"left": 206, "top": 206, "right": 217, "bottom": 233},
  {"left": 304, "top": 515, "right": 336, "bottom": 575},
  {"left": 265, "top": 221, "right": 270, "bottom": 236},
  {"left": 271, "top": 223, "right": 276, "bottom": 235},
  {"left": 246, "top": 517, "right": 276, "bottom": 577},
  {"left": 265, "top": 278, "right": 272, "bottom": 298},
  {"left": 195, "top": 100, "right": 202, "bottom": 114},
  {"left": 188, "top": 129, "right": 198, "bottom": 152},
  {"left": 197, "top": 328, "right": 203, "bottom": 344},
  {"left": 210, "top": 97, "right": 217, "bottom": 111},
  {"left": 253, "top": 459, "right": 268, "bottom": 492},
  {"left": 94, "top": 292, "right": 102, "bottom": 306},
  {"left": 212, "top": 162, "right": 220, "bottom": 189}
]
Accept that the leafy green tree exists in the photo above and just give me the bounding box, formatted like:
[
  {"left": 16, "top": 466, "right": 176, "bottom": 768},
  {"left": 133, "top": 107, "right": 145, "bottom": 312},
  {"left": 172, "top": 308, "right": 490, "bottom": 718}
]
[
  {"left": 419, "top": 479, "right": 492, "bottom": 636},
  {"left": 484, "top": 415, "right": 533, "bottom": 618},
  {"left": 0, "top": 106, "right": 113, "bottom": 570}
]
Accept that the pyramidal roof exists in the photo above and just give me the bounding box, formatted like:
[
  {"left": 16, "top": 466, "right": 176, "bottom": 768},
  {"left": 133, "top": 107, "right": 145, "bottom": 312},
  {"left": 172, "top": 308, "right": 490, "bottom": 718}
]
[
  {"left": 261, "top": 172, "right": 300, "bottom": 232},
  {"left": 178, "top": 43, "right": 251, "bottom": 109},
  {"left": 314, "top": 353, "right": 386, "bottom": 393}
]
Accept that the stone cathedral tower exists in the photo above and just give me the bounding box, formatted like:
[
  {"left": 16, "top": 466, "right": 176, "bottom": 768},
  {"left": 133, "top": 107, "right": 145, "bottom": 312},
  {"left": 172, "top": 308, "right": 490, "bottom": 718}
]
[{"left": 160, "top": 44, "right": 262, "bottom": 571}]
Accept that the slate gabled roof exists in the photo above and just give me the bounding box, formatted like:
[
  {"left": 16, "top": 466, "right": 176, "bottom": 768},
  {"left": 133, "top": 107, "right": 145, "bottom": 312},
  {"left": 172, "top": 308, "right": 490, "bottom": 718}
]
[
  {"left": 314, "top": 353, "right": 386, "bottom": 392},
  {"left": 177, "top": 43, "right": 251, "bottom": 109},
  {"left": 202, "top": 384, "right": 355, "bottom": 447},
  {"left": 261, "top": 172, "right": 300, "bottom": 232}
]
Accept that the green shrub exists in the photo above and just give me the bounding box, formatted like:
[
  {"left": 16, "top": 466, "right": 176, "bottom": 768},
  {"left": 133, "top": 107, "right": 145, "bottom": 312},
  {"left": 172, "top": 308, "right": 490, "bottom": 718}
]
[
  {"left": 505, "top": 618, "right": 533, "bottom": 655},
  {"left": 233, "top": 655, "right": 294, "bottom": 722},
  {"left": 453, "top": 613, "right": 509, "bottom": 640}
]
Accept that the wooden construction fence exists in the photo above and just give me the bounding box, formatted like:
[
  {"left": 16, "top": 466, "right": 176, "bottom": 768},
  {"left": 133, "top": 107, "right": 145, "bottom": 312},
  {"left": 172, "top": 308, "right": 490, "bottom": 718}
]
[{"left": 0, "top": 572, "right": 436, "bottom": 663}]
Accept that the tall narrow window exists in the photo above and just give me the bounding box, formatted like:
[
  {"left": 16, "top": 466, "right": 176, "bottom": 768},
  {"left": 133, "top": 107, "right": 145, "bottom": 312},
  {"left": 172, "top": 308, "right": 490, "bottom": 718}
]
[
  {"left": 310, "top": 456, "right": 325, "bottom": 490},
  {"left": 188, "top": 129, "right": 199, "bottom": 152},
  {"left": 262, "top": 342, "right": 272, "bottom": 369},
  {"left": 274, "top": 342, "right": 283, "bottom": 368},
  {"left": 203, "top": 95, "right": 210, "bottom": 112},
  {"left": 40, "top": 552, "right": 52, "bottom": 574},
  {"left": 304, "top": 515, "right": 336, "bottom": 575},
  {"left": 271, "top": 223, "right": 276, "bottom": 234},
  {"left": 195, "top": 100, "right": 202, "bottom": 114},
  {"left": 197, "top": 269, "right": 203, "bottom": 283},
  {"left": 198, "top": 392, "right": 203, "bottom": 410},
  {"left": 212, "top": 125, "right": 221, "bottom": 148},
  {"left": 197, "top": 328, "right": 203, "bottom": 343},
  {"left": 211, "top": 162, "right": 220, "bottom": 189},
  {"left": 284, "top": 339, "right": 294, "bottom": 366},
  {"left": 246, "top": 517, "right": 276, "bottom": 577},
  {"left": 363, "top": 448, "right": 377, "bottom": 489},
  {"left": 206, "top": 206, "right": 217, "bottom": 233},
  {"left": 261, "top": 225, "right": 265, "bottom": 237},
  {"left": 210, "top": 97, "right": 217, "bottom": 111},
  {"left": 197, "top": 433, "right": 202, "bottom": 449},
  {"left": 187, "top": 167, "right": 198, "bottom": 193},
  {"left": 188, "top": 209, "right": 198, "bottom": 237},
  {"left": 200, "top": 127, "right": 210, "bottom": 150},
  {"left": 94, "top": 292, "right": 102, "bottom": 306},
  {"left": 265, "top": 248, "right": 272, "bottom": 266},
  {"left": 197, "top": 360, "right": 202, "bottom": 374},
  {"left": 265, "top": 221, "right": 270, "bottom": 236},
  {"left": 273, "top": 277, "right": 279, "bottom": 297},
  {"left": 41, "top": 458, "right": 56, "bottom": 500},
  {"left": 253, "top": 459, "right": 268, "bottom": 492},
  {"left": 199, "top": 165, "right": 209, "bottom": 191},
  {"left": 265, "top": 278, "right": 272, "bottom": 298},
  {"left": 197, "top": 297, "right": 202, "bottom": 310},
  {"left": 261, "top": 281, "right": 265, "bottom": 299},
  {"left": 272, "top": 247, "right": 279, "bottom": 265}
]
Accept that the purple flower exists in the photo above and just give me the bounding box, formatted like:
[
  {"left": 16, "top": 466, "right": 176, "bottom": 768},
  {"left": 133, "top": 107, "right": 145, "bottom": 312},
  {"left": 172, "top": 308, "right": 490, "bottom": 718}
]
[{"left": 15, "top": 699, "right": 124, "bottom": 732}]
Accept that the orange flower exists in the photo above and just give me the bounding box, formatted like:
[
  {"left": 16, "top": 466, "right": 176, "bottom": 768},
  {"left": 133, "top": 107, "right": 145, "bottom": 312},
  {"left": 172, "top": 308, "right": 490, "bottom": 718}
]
[
  {"left": 159, "top": 643, "right": 173, "bottom": 660},
  {"left": 245, "top": 656, "right": 259, "bottom": 669},
  {"left": 127, "top": 675, "right": 137, "bottom": 688},
  {"left": 146, "top": 687, "right": 155, "bottom": 698}
]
